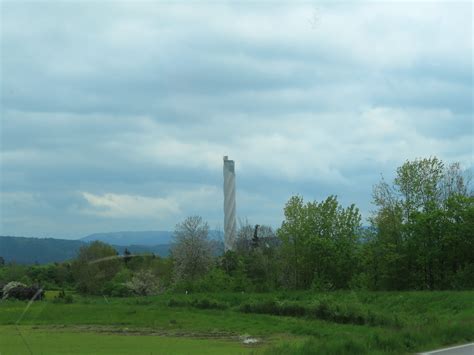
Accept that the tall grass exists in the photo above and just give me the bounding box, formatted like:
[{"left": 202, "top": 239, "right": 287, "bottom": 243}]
[{"left": 238, "top": 298, "right": 401, "bottom": 327}]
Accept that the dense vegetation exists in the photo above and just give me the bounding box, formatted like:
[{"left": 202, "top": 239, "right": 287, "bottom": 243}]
[{"left": 1, "top": 157, "right": 471, "bottom": 295}]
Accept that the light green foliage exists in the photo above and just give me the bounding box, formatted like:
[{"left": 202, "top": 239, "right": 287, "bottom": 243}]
[
  {"left": 278, "top": 195, "right": 362, "bottom": 289},
  {"left": 368, "top": 157, "right": 473, "bottom": 290}
]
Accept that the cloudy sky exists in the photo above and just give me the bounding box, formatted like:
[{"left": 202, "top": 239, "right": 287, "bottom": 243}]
[{"left": 1, "top": 1, "right": 472, "bottom": 239}]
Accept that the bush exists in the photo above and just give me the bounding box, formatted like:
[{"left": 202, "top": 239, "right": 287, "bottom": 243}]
[
  {"left": 452, "top": 264, "right": 474, "bottom": 290},
  {"left": 278, "top": 301, "right": 307, "bottom": 317},
  {"left": 192, "top": 298, "right": 228, "bottom": 310},
  {"left": 103, "top": 282, "right": 133, "bottom": 297},
  {"left": 238, "top": 297, "right": 401, "bottom": 327},
  {"left": 167, "top": 298, "right": 188, "bottom": 307},
  {"left": 124, "top": 269, "right": 160, "bottom": 296},
  {"left": 52, "top": 290, "right": 74, "bottom": 304},
  {"left": 2, "top": 281, "right": 26, "bottom": 299},
  {"left": 2, "top": 281, "right": 44, "bottom": 301},
  {"left": 167, "top": 297, "right": 228, "bottom": 310},
  {"left": 239, "top": 300, "right": 279, "bottom": 315}
]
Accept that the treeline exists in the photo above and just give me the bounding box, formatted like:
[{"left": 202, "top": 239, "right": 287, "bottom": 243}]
[{"left": 0, "top": 157, "right": 472, "bottom": 296}]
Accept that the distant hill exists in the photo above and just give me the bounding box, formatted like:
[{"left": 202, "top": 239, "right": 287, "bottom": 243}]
[
  {"left": 81, "top": 230, "right": 224, "bottom": 246},
  {"left": 0, "top": 236, "right": 84, "bottom": 264},
  {"left": 81, "top": 231, "right": 174, "bottom": 246},
  {"left": 0, "top": 236, "right": 171, "bottom": 265}
]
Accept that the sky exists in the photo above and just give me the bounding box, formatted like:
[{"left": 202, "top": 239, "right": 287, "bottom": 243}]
[{"left": 0, "top": 1, "right": 472, "bottom": 239}]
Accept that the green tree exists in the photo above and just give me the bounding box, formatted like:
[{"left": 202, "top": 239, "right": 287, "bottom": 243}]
[
  {"left": 71, "top": 241, "right": 121, "bottom": 294},
  {"left": 232, "top": 220, "right": 280, "bottom": 291},
  {"left": 278, "top": 195, "right": 361, "bottom": 289},
  {"left": 369, "top": 157, "right": 473, "bottom": 290}
]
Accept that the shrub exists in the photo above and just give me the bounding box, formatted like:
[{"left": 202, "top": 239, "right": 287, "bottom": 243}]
[
  {"left": 167, "top": 297, "right": 228, "bottom": 310},
  {"left": 278, "top": 302, "right": 307, "bottom": 317},
  {"left": 2, "top": 281, "right": 26, "bottom": 299},
  {"left": 124, "top": 269, "right": 160, "bottom": 296},
  {"left": 52, "top": 290, "right": 73, "bottom": 304},
  {"left": 192, "top": 298, "right": 228, "bottom": 310},
  {"left": 238, "top": 297, "right": 401, "bottom": 327},
  {"left": 2, "top": 282, "right": 44, "bottom": 301},
  {"left": 167, "top": 298, "right": 188, "bottom": 307},
  {"left": 103, "top": 282, "right": 133, "bottom": 297},
  {"left": 239, "top": 300, "right": 279, "bottom": 315}
]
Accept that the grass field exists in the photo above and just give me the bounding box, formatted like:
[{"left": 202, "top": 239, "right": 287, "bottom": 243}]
[
  {"left": 0, "top": 325, "right": 264, "bottom": 355},
  {"left": 0, "top": 291, "right": 473, "bottom": 354}
]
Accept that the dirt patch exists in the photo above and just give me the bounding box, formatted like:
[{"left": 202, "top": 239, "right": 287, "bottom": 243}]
[{"left": 30, "top": 324, "right": 253, "bottom": 342}]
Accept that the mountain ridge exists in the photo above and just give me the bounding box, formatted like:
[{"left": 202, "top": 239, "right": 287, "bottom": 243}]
[
  {"left": 0, "top": 235, "right": 171, "bottom": 265},
  {"left": 81, "top": 230, "right": 175, "bottom": 246}
]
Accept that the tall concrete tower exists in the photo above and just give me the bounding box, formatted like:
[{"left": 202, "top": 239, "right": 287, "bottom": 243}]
[{"left": 223, "top": 156, "right": 236, "bottom": 251}]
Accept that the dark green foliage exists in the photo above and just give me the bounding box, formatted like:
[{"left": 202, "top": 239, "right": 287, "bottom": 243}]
[
  {"left": 238, "top": 297, "right": 399, "bottom": 327},
  {"left": 167, "top": 297, "right": 228, "bottom": 310},
  {"left": 123, "top": 248, "right": 132, "bottom": 266},
  {"left": 71, "top": 241, "right": 121, "bottom": 295},
  {"left": 3, "top": 284, "right": 44, "bottom": 301}
]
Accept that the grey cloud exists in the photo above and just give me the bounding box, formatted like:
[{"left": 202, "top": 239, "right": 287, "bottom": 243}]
[{"left": 1, "top": 1, "right": 472, "bottom": 238}]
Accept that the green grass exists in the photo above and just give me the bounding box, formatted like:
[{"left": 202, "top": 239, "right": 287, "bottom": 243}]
[
  {"left": 0, "top": 326, "right": 257, "bottom": 355},
  {"left": 0, "top": 291, "right": 473, "bottom": 354}
]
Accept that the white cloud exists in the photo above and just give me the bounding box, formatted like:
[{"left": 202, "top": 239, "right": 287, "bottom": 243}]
[
  {"left": 0, "top": 1, "right": 471, "bottom": 237},
  {"left": 81, "top": 192, "right": 180, "bottom": 219}
]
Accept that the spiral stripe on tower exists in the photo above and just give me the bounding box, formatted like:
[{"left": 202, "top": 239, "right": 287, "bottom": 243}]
[{"left": 223, "top": 156, "right": 236, "bottom": 251}]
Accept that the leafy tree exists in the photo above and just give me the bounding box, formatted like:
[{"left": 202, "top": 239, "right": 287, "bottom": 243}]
[
  {"left": 234, "top": 218, "right": 255, "bottom": 254},
  {"left": 232, "top": 220, "right": 280, "bottom": 291},
  {"left": 71, "top": 241, "right": 121, "bottom": 294},
  {"left": 221, "top": 251, "right": 240, "bottom": 275},
  {"left": 278, "top": 195, "right": 361, "bottom": 289},
  {"left": 171, "top": 216, "right": 213, "bottom": 284},
  {"left": 368, "top": 157, "right": 473, "bottom": 290}
]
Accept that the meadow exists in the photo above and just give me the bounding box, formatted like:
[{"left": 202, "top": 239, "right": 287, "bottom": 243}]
[{"left": 1, "top": 291, "right": 473, "bottom": 354}]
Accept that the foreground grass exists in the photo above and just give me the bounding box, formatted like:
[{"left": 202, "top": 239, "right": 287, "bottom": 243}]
[
  {"left": 0, "top": 326, "right": 258, "bottom": 355},
  {"left": 0, "top": 291, "right": 473, "bottom": 354}
]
